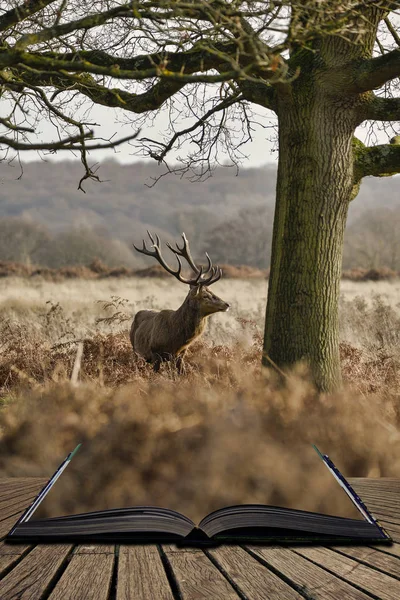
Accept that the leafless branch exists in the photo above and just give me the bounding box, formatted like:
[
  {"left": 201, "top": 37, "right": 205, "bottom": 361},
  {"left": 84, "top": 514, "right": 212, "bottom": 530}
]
[
  {"left": 360, "top": 94, "right": 400, "bottom": 121},
  {"left": 354, "top": 141, "right": 400, "bottom": 179},
  {"left": 0, "top": 0, "right": 58, "bottom": 32},
  {"left": 384, "top": 17, "right": 400, "bottom": 47},
  {"left": 139, "top": 91, "right": 243, "bottom": 162},
  {"left": 0, "top": 117, "right": 34, "bottom": 133},
  {"left": 351, "top": 48, "right": 400, "bottom": 93}
]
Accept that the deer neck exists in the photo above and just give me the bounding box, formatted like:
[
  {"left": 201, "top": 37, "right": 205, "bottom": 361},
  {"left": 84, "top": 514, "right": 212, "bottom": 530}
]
[{"left": 175, "top": 295, "right": 206, "bottom": 339}]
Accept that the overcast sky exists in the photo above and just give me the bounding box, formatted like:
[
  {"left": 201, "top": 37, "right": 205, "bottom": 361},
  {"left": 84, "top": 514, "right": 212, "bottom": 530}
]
[
  {"left": 4, "top": 96, "right": 397, "bottom": 170},
  {"left": 4, "top": 100, "right": 278, "bottom": 167}
]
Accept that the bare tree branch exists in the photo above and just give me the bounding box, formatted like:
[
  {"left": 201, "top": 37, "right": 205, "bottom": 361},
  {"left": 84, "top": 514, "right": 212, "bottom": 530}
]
[
  {"left": 13, "top": 1, "right": 278, "bottom": 50},
  {"left": 4, "top": 51, "right": 243, "bottom": 83},
  {"left": 0, "top": 117, "right": 34, "bottom": 133},
  {"left": 0, "top": 130, "right": 139, "bottom": 152},
  {"left": 238, "top": 80, "right": 277, "bottom": 111},
  {"left": 360, "top": 94, "right": 400, "bottom": 121},
  {"left": 0, "top": 0, "right": 57, "bottom": 32},
  {"left": 354, "top": 140, "right": 400, "bottom": 179},
  {"left": 384, "top": 17, "right": 400, "bottom": 47},
  {"left": 0, "top": 131, "right": 93, "bottom": 150},
  {"left": 7, "top": 68, "right": 186, "bottom": 114},
  {"left": 35, "top": 46, "right": 226, "bottom": 72},
  {"left": 139, "top": 91, "right": 244, "bottom": 162},
  {"left": 351, "top": 48, "right": 400, "bottom": 93},
  {"left": 8, "top": 38, "right": 290, "bottom": 84},
  {"left": 15, "top": 4, "right": 142, "bottom": 51}
]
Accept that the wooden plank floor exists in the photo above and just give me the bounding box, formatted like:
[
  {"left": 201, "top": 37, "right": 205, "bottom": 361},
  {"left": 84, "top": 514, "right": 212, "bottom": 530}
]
[{"left": 0, "top": 478, "right": 399, "bottom": 599}]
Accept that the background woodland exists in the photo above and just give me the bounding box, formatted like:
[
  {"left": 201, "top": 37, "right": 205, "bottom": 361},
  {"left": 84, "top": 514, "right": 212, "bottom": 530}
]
[{"left": 1, "top": 160, "right": 400, "bottom": 271}]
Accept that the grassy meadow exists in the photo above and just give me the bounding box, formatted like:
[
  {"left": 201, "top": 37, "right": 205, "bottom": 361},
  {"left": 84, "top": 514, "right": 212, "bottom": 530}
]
[{"left": 0, "top": 275, "right": 399, "bottom": 522}]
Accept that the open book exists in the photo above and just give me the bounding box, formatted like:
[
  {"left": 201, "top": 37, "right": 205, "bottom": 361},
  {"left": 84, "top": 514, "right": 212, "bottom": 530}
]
[{"left": 7, "top": 445, "right": 392, "bottom": 545}]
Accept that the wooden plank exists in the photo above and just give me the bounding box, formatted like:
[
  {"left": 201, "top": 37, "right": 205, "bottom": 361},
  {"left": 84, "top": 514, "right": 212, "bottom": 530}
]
[
  {"left": 48, "top": 552, "right": 114, "bottom": 600},
  {"left": 208, "top": 545, "right": 303, "bottom": 599},
  {"left": 377, "top": 520, "right": 400, "bottom": 542},
  {"left": 358, "top": 489, "right": 400, "bottom": 495},
  {"left": 350, "top": 478, "right": 400, "bottom": 484},
  {"left": 75, "top": 545, "right": 114, "bottom": 555},
  {"left": 359, "top": 498, "right": 399, "bottom": 508},
  {"left": 0, "top": 488, "right": 41, "bottom": 511},
  {"left": 0, "top": 478, "right": 47, "bottom": 484},
  {"left": 352, "top": 483, "right": 400, "bottom": 493},
  {"left": 247, "top": 545, "right": 373, "bottom": 599},
  {"left": 0, "top": 486, "right": 46, "bottom": 539},
  {"left": 352, "top": 491, "right": 400, "bottom": 503},
  {"left": 364, "top": 503, "right": 400, "bottom": 517},
  {"left": 163, "top": 545, "right": 240, "bottom": 599},
  {"left": 0, "top": 555, "right": 26, "bottom": 580},
  {"left": 0, "top": 513, "right": 31, "bottom": 539},
  {"left": 366, "top": 510, "right": 400, "bottom": 524},
  {"left": 0, "top": 480, "right": 46, "bottom": 497},
  {"left": 0, "top": 489, "right": 48, "bottom": 539},
  {"left": 0, "top": 478, "right": 47, "bottom": 488},
  {"left": 0, "top": 544, "right": 72, "bottom": 600},
  {"left": 0, "top": 542, "right": 32, "bottom": 579},
  {"left": 0, "top": 486, "right": 44, "bottom": 507},
  {"left": 357, "top": 487, "right": 400, "bottom": 498},
  {"left": 0, "top": 487, "right": 44, "bottom": 521},
  {"left": 0, "top": 542, "right": 31, "bottom": 556},
  {"left": 372, "top": 510, "right": 400, "bottom": 525},
  {"left": 370, "top": 543, "right": 400, "bottom": 558},
  {"left": 357, "top": 506, "right": 400, "bottom": 523},
  {"left": 0, "top": 481, "right": 44, "bottom": 497},
  {"left": 0, "top": 496, "right": 39, "bottom": 522},
  {"left": 354, "top": 492, "right": 400, "bottom": 507},
  {"left": 362, "top": 496, "right": 400, "bottom": 509},
  {"left": 295, "top": 546, "right": 400, "bottom": 600},
  {"left": 350, "top": 478, "right": 400, "bottom": 487},
  {"left": 331, "top": 546, "right": 400, "bottom": 579},
  {"left": 356, "top": 502, "right": 400, "bottom": 519},
  {"left": 117, "top": 545, "right": 174, "bottom": 600},
  {"left": 352, "top": 488, "right": 400, "bottom": 496}
]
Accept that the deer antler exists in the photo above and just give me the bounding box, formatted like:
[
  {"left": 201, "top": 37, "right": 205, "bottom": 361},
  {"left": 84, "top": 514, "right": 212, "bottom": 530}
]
[
  {"left": 134, "top": 231, "right": 222, "bottom": 286},
  {"left": 166, "top": 233, "right": 222, "bottom": 286}
]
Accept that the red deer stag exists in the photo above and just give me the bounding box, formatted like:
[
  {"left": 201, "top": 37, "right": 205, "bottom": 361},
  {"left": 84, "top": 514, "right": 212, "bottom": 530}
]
[{"left": 131, "top": 231, "right": 229, "bottom": 372}]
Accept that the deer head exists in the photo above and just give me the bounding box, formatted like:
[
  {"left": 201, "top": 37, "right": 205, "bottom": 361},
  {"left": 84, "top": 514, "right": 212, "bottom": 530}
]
[{"left": 133, "top": 231, "right": 229, "bottom": 315}]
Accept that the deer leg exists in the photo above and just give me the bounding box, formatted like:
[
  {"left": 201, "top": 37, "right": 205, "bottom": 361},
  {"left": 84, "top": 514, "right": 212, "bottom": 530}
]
[
  {"left": 151, "top": 353, "right": 162, "bottom": 372},
  {"left": 152, "top": 352, "right": 171, "bottom": 372}
]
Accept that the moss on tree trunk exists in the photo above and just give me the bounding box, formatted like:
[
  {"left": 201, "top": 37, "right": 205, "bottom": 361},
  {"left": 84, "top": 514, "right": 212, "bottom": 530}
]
[{"left": 263, "top": 83, "right": 357, "bottom": 392}]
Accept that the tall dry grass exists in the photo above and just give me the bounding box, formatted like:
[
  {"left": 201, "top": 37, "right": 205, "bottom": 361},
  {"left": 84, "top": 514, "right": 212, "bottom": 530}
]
[{"left": 0, "top": 278, "right": 399, "bottom": 523}]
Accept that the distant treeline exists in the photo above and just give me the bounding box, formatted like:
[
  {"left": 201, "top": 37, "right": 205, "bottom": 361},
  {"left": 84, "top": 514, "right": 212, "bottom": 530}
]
[
  {"left": 0, "top": 259, "right": 399, "bottom": 282},
  {"left": 1, "top": 206, "right": 400, "bottom": 272},
  {"left": 0, "top": 159, "right": 399, "bottom": 271},
  {"left": 0, "top": 259, "right": 267, "bottom": 280}
]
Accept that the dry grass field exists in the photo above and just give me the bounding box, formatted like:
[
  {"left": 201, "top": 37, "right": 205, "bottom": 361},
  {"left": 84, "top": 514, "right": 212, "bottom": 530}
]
[{"left": 0, "top": 276, "right": 399, "bottom": 522}]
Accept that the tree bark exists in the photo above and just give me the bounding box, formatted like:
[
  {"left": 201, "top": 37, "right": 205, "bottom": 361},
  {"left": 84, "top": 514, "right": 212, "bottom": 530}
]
[{"left": 263, "top": 80, "right": 358, "bottom": 392}]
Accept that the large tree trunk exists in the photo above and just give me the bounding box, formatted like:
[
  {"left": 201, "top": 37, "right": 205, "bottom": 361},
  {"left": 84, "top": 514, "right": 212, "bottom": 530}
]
[{"left": 263, "top": 82, "right": 358, "bottom": 392}]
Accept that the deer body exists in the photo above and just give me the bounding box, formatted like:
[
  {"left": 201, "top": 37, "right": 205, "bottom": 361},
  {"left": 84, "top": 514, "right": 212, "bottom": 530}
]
[
  {"left": 130, "top": 301, "right": 207, "bottom": 367},
  {"left": 131, "top": 232, "right": 229, "bottom": 372}
]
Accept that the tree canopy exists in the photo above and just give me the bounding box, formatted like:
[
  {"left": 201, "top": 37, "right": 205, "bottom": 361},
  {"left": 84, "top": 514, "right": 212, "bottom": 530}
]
[{"left": 1, "top": 1, "right": 398, "bottom": 185}]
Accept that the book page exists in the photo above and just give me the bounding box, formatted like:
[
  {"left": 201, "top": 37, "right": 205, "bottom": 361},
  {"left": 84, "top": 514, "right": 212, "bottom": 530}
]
[{"left": 31, "top": 442, "right": 363, "bottom": 524}]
